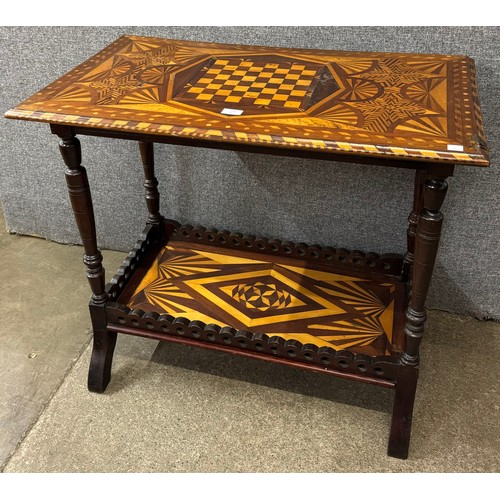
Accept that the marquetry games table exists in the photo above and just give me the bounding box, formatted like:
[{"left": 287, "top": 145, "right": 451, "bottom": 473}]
[{"left": 5, "top": 35, "right": 489, "bottom": 459}]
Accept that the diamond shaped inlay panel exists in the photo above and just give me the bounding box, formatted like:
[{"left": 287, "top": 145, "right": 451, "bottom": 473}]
[{"left": 126, "top": 243, "right": 400, "bottom": 356}]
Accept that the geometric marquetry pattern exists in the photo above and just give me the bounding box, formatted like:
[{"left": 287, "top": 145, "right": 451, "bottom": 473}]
[
  {"left": 225, "top": 283, "right": 297, "bottom": 311},
  {"left": 173, "top": 56, "right": 339, "bottom": 114},
  {"left": 126, "top": 244, "right": 398, "bottom": 356},
  {"left": 5, "top": 35, "right": 489, "bottom": 166}
]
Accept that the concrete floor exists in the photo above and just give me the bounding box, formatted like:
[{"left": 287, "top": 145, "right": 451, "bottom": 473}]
[
  {"left": 0, "top": 207, "right": 125, "bottom": 469},
  {"left": 1, "top": 207, "right": 499, "bottom": 472}
]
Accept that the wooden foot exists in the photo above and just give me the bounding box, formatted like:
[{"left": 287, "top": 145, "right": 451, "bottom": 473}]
[
  {"left": 388, "top": 365, "right": 419, "bottom": 459},
  {"left": 88, "top": 329, "right": 117, "bottom": 393}
]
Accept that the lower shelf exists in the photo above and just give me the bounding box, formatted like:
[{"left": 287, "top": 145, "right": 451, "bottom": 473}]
[{"left": 106, "top": 222, "right": 408, "bottom": 383}]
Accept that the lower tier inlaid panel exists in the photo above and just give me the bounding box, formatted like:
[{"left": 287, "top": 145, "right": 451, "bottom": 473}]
[{"left": 120, "top": 241, "right": 406, "bottom": 357}]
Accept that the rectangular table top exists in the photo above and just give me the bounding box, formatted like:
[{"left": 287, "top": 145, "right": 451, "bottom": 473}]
[{"left": 5, "top": 35, "right": 489, "bottom": 167}]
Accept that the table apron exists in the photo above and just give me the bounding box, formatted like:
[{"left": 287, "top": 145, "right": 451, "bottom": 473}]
[{"left": 66, "top": 125, "right": 452, "bottom": 171}]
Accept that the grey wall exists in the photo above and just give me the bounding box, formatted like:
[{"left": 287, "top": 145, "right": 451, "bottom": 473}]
[{"left": 1, "top": 27, "right": 499, "bottom": 320}]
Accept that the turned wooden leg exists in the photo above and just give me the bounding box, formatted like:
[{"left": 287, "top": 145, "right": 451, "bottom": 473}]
[
  {"left": 389, "top": 166, "right": 451, "bottom": 459},
  {"left": 139, "top": 141, "right": 162, "bottom": 225},
  {"left": 53, "top": 124, "right": 115, "bottom": 393},
  {"left": 402, "top": 169, "right": 426, "bottom": 280}
]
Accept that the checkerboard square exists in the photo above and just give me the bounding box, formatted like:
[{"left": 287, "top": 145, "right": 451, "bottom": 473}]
[{"left": 176, "top": 57, "right": 322, "bottom": 112}]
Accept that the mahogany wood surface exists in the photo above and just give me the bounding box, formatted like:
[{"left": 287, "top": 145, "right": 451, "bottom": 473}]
[
  {"left": 388, "top": 364, "right": 419, "bottom": 459},
  {"left": 110, "top": 237, "right": 407, "bottom": 377},
  {"left": 55, "top": 126, "right": 107, "bottom": 306},
  {"left": 53, "top": 125, "right": 116, "bottom": 392},
  {"left": 403, "top": 172, "right": 450, "bottom": 367},
  {"left": 139, "top": 141, "right": 162, "bottom": 226},
  {"left": 106, "top": 323, "right": 396, "bottom": 389},
  {"left": 5, "top": 36, "right": 491, "bottom": 459},
  {"left": 402, "top": 168, "right": 427, "bottom": 280},
  {"left": 6, "top": 35, "right": 489, "bottom": 166}
]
